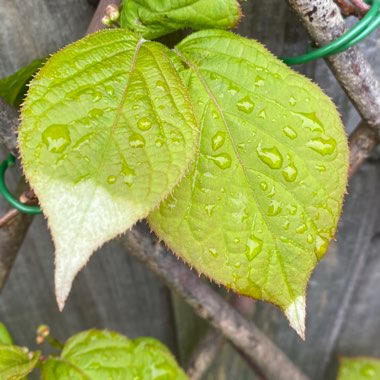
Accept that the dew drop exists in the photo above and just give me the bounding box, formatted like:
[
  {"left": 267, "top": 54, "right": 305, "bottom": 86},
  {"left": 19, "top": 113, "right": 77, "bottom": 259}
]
[
  {"left": 245, "top": 234, "right": 263, "bottom": 261},
  {"left": 42, "top": 124, "right": 71, "bottom": 153},
  {"left": 129, "top": 133, "right": 145, "bottom": 148},
  {"left": 283, "top": 126, "right": 297, "bottom": 140},
  {"left": 307, "top": 136, "right": 337, "bottom": 155},
  {"left": 211, "top": 153, "right": 232, "bottom": 169},
  {"left": 89, "top": 108, "right": 104, "bottom": 119},
  {"left": 268, "top": 200, "right": 282, "bottom": 216},
  {"left": 289, "top": 96, "right": 297, "bottom": 106},
  {"left": 260, "top": 182, "right": 268, "bottom": 191},
  {"left": 227, "top": 85, "right": 238, "bottom": 96},
  {"left": 315, "top": 164, "right": 326, "bottom": 172},
  {"left": 254, "top": 76, "right": 265, "bottom": 87},
  {"left": 155, "top": 137, "right": 165, "bottom": 147},
  {"left": 212, "top": 111, "right": 219, "bottom": 119},
  {"left": 237, "top": 142, "right": 246, "bottom": 150},
  {"left": 283, "top": 220, "right": 290, "bottom": 230},
  {"left": 257, "top": 145, "right": 283, "bottom": 169},
  {"left": 258, "top": 109, "right": 267, "bottom": 119},
  {"left": 282, "top": 163, "right": 298, "bottom": 182},
  {"left": 234, "top": 237, "right": 240, "bottom": 243},
  {"left": 287, "top": 204, "right": 297, "bottom": 215},
  {"left": 122, "top": 165, "right": 136, "bottom": 187},
  {"left": 236, "top": 96, "right": 255, "bottom": 114},
  {"left": 205, "top": 204, "right": 216, "bottom": 216},
  {"left": 307, "top": 234, "right": 314, "bottom": 244},
  {"left": 234, "top": 261, "right": 241, "bottom": 268},
  {"left": 105, "top": 86, "right": 115, "bottom": 96},
  {"left": 211, "top": 131, "right": 226, "bottom": 151},
  {"left": 315, "top": 235, "right": 329, "bottom": 258},
  {"left": 296, "top": 224, "right": 307, "bottom": 234},
  {"left": 107, "top": 175, "right": 117, "bottom": 185},
  {"left": 137, "top": 116, "right": 152, "bottom": 131},
  {"left": 208, "top": 248, "right": 218, "bottom": 257},
  {"left": 166, "top": 194, "right": 177, "bottom": 209},
  {"left": 156, "top": 80, "right": 165, "bottom": 91}
]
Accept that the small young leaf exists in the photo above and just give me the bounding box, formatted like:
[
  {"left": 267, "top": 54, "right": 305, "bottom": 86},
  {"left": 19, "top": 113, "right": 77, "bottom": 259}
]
[
  {"left": 338, "top": 357, "right": 380, "bottom": 380},
  {"left": 0, "top": 58, "right": 45, "bottom": 107},
  {"left": 41, "top": 330, "right": 187, "bottom": 379},
  {"left": 149, "top": 30, "right": 348, "bottom": 338},
  {"left": 120, "top": 0, "right": 241, "bottom": 39},
  {"left": 18, "top": 30, "right": 198, "bottom": 309},
  {"left": 0, "top": 346, "right": 40, "bottom": 379},
  {"left": 0, "top": 322, "right": 13, "bottom": 345}
]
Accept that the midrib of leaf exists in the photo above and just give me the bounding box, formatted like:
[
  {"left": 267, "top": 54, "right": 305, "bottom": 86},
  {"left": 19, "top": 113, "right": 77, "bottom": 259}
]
[
  {"left": 173, "top": 47, "right": 312, "bottom": 301},
  {"left": 66, "top": 38, "right": 146, "bottom": 252}
]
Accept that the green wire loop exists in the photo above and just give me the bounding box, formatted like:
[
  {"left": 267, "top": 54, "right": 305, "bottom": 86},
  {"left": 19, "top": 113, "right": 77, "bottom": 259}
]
[
  {"left": 282, "top": 0, "right": 379, "bottom": 65},
  {"left": 0, "top": 154, "right": 42, "bottom": 215}
]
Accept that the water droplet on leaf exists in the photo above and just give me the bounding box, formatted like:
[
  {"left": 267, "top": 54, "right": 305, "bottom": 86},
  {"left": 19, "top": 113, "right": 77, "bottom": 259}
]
[
  {"left": 257, "top": 145, "right": 283, "bottom": 169},
  {"left": 42, "top": 124, "right": 71, "bottom": 153},
  {"left": 254, "top": 76, "right": 265, "bottom": 87},
  {"left": 129, "top": 133, "right": 145, "bottom": 148},
  {"left": 205, "top": 204, "right": 216, "bottom": 216},
  {"left": 268, "top": 200, "right": 282, "bottom": 216},
  {"left": 237, "top": 96, "right": 255, "bottom": 114},
  {"left": 107, "top": 175, "right": 117, "bottom": 185},
  {"left": 289, "top": 96, "right": 297, "bottom": 106},
  {"left": 283, "top": 126, "right": 297, "bottom": 140},
  {"left": 211, "top": 131, "right": 226, "bottom": 151},
  {"left": 245, "top": 234, "right": 263, "bottom": 261},
  {"left": 307, "top": 136, "right": 336, "bottom": 155},
  {"left": 211, "top": 153, "right": 232, "bottom": 169},
  {"left": 138, "top": 117, "right": 152, "bottom": 131},
  {"left": 315, "top": 235, "right": 329, "bottom": 258},
  {"left": 282, "top": 163, "right": 298, "bottom": 182}
]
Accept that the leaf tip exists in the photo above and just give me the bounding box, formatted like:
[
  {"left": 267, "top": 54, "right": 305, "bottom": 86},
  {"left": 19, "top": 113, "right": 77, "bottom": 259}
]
[
  {"left": 285, "top": 296, "right": 306, "bottom": 340},
  {"left": 55, "top": 262, "right": 75, "bottom": 311}
]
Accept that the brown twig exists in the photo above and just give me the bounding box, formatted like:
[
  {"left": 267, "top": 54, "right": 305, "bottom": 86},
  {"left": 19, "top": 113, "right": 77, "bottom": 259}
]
[
  {"left": 349, "top": 121, "right": 378, "bottom": 177},
  {"left": 186, "top": 295, "right": 265, "bottom": 380},
  {"left": 119, "top": 225, "right": 310, "bottom": 380},
  {"left": 351, "top": 0, "right": 371, "bottom": 14},
  {"left": 0, "top": 179, "right": 33, "bottom": 291},
  {"left": 334, "top": 0, "right": 359, "bottom": 17},
  {"left": 187, "top": 330, "right": 225, "bottom": 380}
]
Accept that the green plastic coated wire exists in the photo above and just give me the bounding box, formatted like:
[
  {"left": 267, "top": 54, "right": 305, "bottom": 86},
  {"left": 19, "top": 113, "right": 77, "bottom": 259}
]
[
  {"left": 0, "top": 154, "right": 42, "bottom": 215},
  {"left": 282, "top": 0, "right": 379, "bottom": 65}
]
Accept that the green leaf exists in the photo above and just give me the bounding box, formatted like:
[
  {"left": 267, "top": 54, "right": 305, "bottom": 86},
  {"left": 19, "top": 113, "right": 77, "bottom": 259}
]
[
  {"left": 41, "top": 330, "right": 187, "bottom": 379},
  {"left": 337, "top": 357, "right": 380, "bottom": 380},
  {"left": 149, "top": 30, "right": 348, "bottom": 338},
  {"left": 0, "top": 345, "right": 40, "bottom": 380},
  {"left": 18, "top": 30, "right": 198, "bottom": 309},
  {"left": 0, "top": 323, "right": 13, "bottom": 345},
  {"left": 120, "top": 0, "right": 241, "bottom": 39},
  {"left": 0, "top": 58, "right": 45, "bottom": 107}
]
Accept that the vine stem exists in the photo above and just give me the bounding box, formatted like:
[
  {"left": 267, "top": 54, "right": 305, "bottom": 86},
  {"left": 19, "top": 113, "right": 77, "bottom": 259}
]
[{"left": 119, "top": 225, "right": 309, "bottom": 380}]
